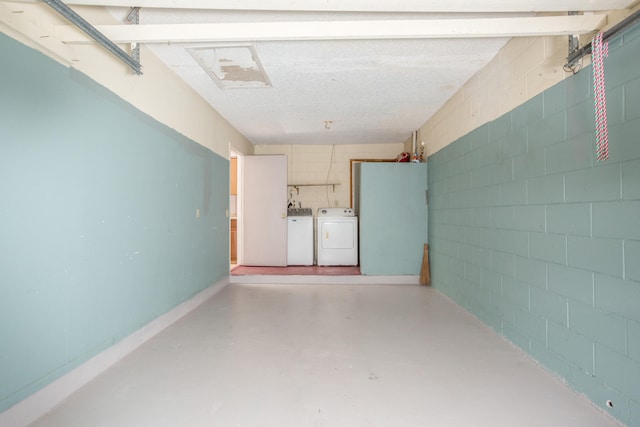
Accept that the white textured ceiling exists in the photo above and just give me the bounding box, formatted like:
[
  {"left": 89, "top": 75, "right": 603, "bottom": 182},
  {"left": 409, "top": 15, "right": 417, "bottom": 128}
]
[
  {"left": 86, "top": 1, "right": 633, "bottom": 145},
  {"left": 138, "top": 10, "right": 509, "bottom": 145}
]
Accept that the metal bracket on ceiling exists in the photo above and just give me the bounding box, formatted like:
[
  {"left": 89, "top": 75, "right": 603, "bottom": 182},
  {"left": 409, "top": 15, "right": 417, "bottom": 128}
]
[
  {"left": 43, "top": 0, "right": 142, "bottom": 75},
  {"left": 565, "top": 8, "right": 640, "bottom": 71},
  {"left": 126, "top": 6, "right": 141, "bottom": 71},
  {"left": 566, "top": 11, "right": 581, "bottom": 70}
]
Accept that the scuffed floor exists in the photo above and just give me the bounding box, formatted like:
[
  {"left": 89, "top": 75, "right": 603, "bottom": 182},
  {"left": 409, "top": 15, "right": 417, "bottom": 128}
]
[{"left": 29, "top": 284, "right": 619, "bottom": 427}]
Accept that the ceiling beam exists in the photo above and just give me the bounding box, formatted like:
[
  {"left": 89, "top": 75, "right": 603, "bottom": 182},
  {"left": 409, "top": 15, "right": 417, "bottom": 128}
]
[
  {"left": 0, "top": 1, "right": 77, "bottom": 65},
  {"left": 19, "top": 0, "right": 634, "bottom": 13},
  {"left": 56, "top": 15, "right": 607, "bottom": 44}
]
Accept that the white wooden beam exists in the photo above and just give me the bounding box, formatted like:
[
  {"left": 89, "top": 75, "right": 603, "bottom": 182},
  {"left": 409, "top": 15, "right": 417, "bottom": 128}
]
[
  {"left": 56, "top": 15, "right": 607, "bottom": 44},
  {"left": 0, "top": 2, "right": 77, "bottom": 65},
  {"left": 17, "top": 0, "right": 634, "bottom": 13}
]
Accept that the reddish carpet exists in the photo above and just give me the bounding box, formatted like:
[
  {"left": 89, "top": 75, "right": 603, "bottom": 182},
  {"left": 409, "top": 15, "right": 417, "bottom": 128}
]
[{"left": 231, "top": 265, "right": 361, "bottom": 276}]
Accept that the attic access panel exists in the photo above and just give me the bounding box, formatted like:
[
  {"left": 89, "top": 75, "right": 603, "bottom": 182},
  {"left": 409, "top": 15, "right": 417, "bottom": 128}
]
[{"left": 187, "top": 45, "right": 272, "bottom": 89}]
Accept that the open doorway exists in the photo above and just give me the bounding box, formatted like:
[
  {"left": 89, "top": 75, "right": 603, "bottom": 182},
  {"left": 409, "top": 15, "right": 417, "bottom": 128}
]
[{"left": 230, "top": 149, "right": 241, "bottom": 270}]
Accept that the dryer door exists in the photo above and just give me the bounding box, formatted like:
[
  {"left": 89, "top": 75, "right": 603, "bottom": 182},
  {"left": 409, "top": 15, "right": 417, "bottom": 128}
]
[
  {"left": 317, "top": 218, "right": 358, "bottom": 266},
  {"left": 320, "top": 219, "right": 355, "bottom": 249}
]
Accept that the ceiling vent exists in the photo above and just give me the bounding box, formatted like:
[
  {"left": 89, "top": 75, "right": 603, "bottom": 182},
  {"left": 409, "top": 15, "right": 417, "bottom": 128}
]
[{"left": 187, "top": 45, "right": 271, "bottom": 89}]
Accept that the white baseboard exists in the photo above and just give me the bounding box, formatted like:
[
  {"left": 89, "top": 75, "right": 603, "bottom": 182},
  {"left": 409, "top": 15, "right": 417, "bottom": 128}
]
[
  {"left": 0, "top": 277, "right": 229, "bottom": 427},
  {"left": 229, "top": 274, "right": 420, "bottom": 285}
]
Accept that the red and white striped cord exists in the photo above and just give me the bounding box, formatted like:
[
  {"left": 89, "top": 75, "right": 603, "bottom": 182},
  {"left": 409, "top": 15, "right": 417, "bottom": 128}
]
[{"left": 593, "top": 32, "right": 609, "bottom": 161}]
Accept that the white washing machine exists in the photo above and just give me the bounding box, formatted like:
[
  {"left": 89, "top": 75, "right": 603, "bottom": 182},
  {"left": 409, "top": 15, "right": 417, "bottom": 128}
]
[
  {"left": 287, "top": 208, "right": 314, "bottom": 265},
  {"left": 316, "top": 207, "right": 358, "bottom": 266}
]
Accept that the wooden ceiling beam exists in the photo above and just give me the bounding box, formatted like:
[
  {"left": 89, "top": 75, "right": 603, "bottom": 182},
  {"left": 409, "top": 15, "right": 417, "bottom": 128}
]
[
  {"left": 10, "top": 0, "right": 634, "bottom": 13},
  {"left": 56, "top": 14, "right": 607, "bottom": 44}
]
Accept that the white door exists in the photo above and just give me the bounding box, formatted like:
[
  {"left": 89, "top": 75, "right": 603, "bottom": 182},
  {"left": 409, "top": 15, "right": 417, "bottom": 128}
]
[{"left": 242, "top": 155, "right": 288, "bottom": 266}]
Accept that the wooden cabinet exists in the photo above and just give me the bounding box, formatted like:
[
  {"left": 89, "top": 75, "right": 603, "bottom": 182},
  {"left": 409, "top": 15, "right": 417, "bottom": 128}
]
[
  {"left": 230, "top": 157, "right": 237, "bottom": 195},
  {"left": 230, "top": 218, "right": 237, "bottom": 263}
]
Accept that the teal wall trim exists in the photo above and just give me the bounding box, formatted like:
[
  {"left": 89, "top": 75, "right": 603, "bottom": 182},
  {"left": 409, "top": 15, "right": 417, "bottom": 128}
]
[
  {"left": 359, "top": 163, "right": 428, "bottom": 275},
  {"left": 428, "top": 25, "right": 640, "bottom": 426},
  {"left": 0, "top": 34, "right": 229, "bottom": 412}
]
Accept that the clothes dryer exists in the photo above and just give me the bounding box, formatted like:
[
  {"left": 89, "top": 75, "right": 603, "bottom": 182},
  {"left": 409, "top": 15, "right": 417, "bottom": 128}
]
[{"left": 316, "top": 208, "right": 358, "bottom": 266}]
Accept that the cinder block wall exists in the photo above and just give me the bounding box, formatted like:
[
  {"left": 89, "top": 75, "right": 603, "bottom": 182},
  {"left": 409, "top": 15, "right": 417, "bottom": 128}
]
[
  {"left": 419, "top": 7, "right": 640, "bottom": 158},
  {"left": 0, "top": 33, "right": 231, "bottom": 414},
  {"left": 428, "top": 27, "right": 640, "bottom": 426},
  {"left": 420, "top": 34, "right": 572, "bottom": 156}
]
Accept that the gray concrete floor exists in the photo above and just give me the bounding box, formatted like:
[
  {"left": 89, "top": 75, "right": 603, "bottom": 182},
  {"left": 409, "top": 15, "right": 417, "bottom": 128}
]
[{"left": 30, "top": 283, "right": 619, "bottom": 427}]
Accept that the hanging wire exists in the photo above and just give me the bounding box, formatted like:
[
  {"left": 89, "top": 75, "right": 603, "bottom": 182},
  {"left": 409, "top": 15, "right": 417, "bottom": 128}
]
[
  {"left": 563, "top": 57, "right": 583, "bottom": 74},
  {"left": 325, "top": 145, "right": 336, "bottom": 206}
]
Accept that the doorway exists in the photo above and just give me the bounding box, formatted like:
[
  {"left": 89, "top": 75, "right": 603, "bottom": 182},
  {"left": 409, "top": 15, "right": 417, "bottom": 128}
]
[{"left": 230, "top": 149, "right": 241, "bottom": 270}]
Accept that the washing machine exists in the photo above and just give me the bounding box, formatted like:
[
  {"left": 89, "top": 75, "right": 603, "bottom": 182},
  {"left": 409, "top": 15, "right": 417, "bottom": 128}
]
[
  {"left": 316, "top": 207, "right": 358, "bottom": 266},
  {"left": 287, "top": 208, "right": 314, "bottom": 265}
]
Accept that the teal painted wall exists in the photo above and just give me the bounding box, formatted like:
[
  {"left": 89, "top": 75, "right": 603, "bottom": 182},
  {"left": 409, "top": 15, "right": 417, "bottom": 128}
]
[
  {"left": 0, "top": 34, "right": 229, "bottom": 412},
  {"left": 428, "top": 26, "right": 640, "bottom": 426},
  {"left": 359, "top": 163, "right": 427, "bottom": 275}
]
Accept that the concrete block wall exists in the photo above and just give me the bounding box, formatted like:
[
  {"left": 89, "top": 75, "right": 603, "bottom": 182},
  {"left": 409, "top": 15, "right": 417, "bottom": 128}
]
[
  {"left": 254, "top": 143, "right": 404, "bottom": 214},
  {"left": 428, "top": 25, "right": 640, "bottom": 426},
  {"left": 0, "top": 33, "right": 231, "bottom": 415},
  {"left": 0, "top": 2, "right": 252, "bottom": 159},
  {"left": 419, "top": 35, "right": 571, "bottom": 157},
  {"left": 419, "top": 7, "right": 639, "bottom": 158}
]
